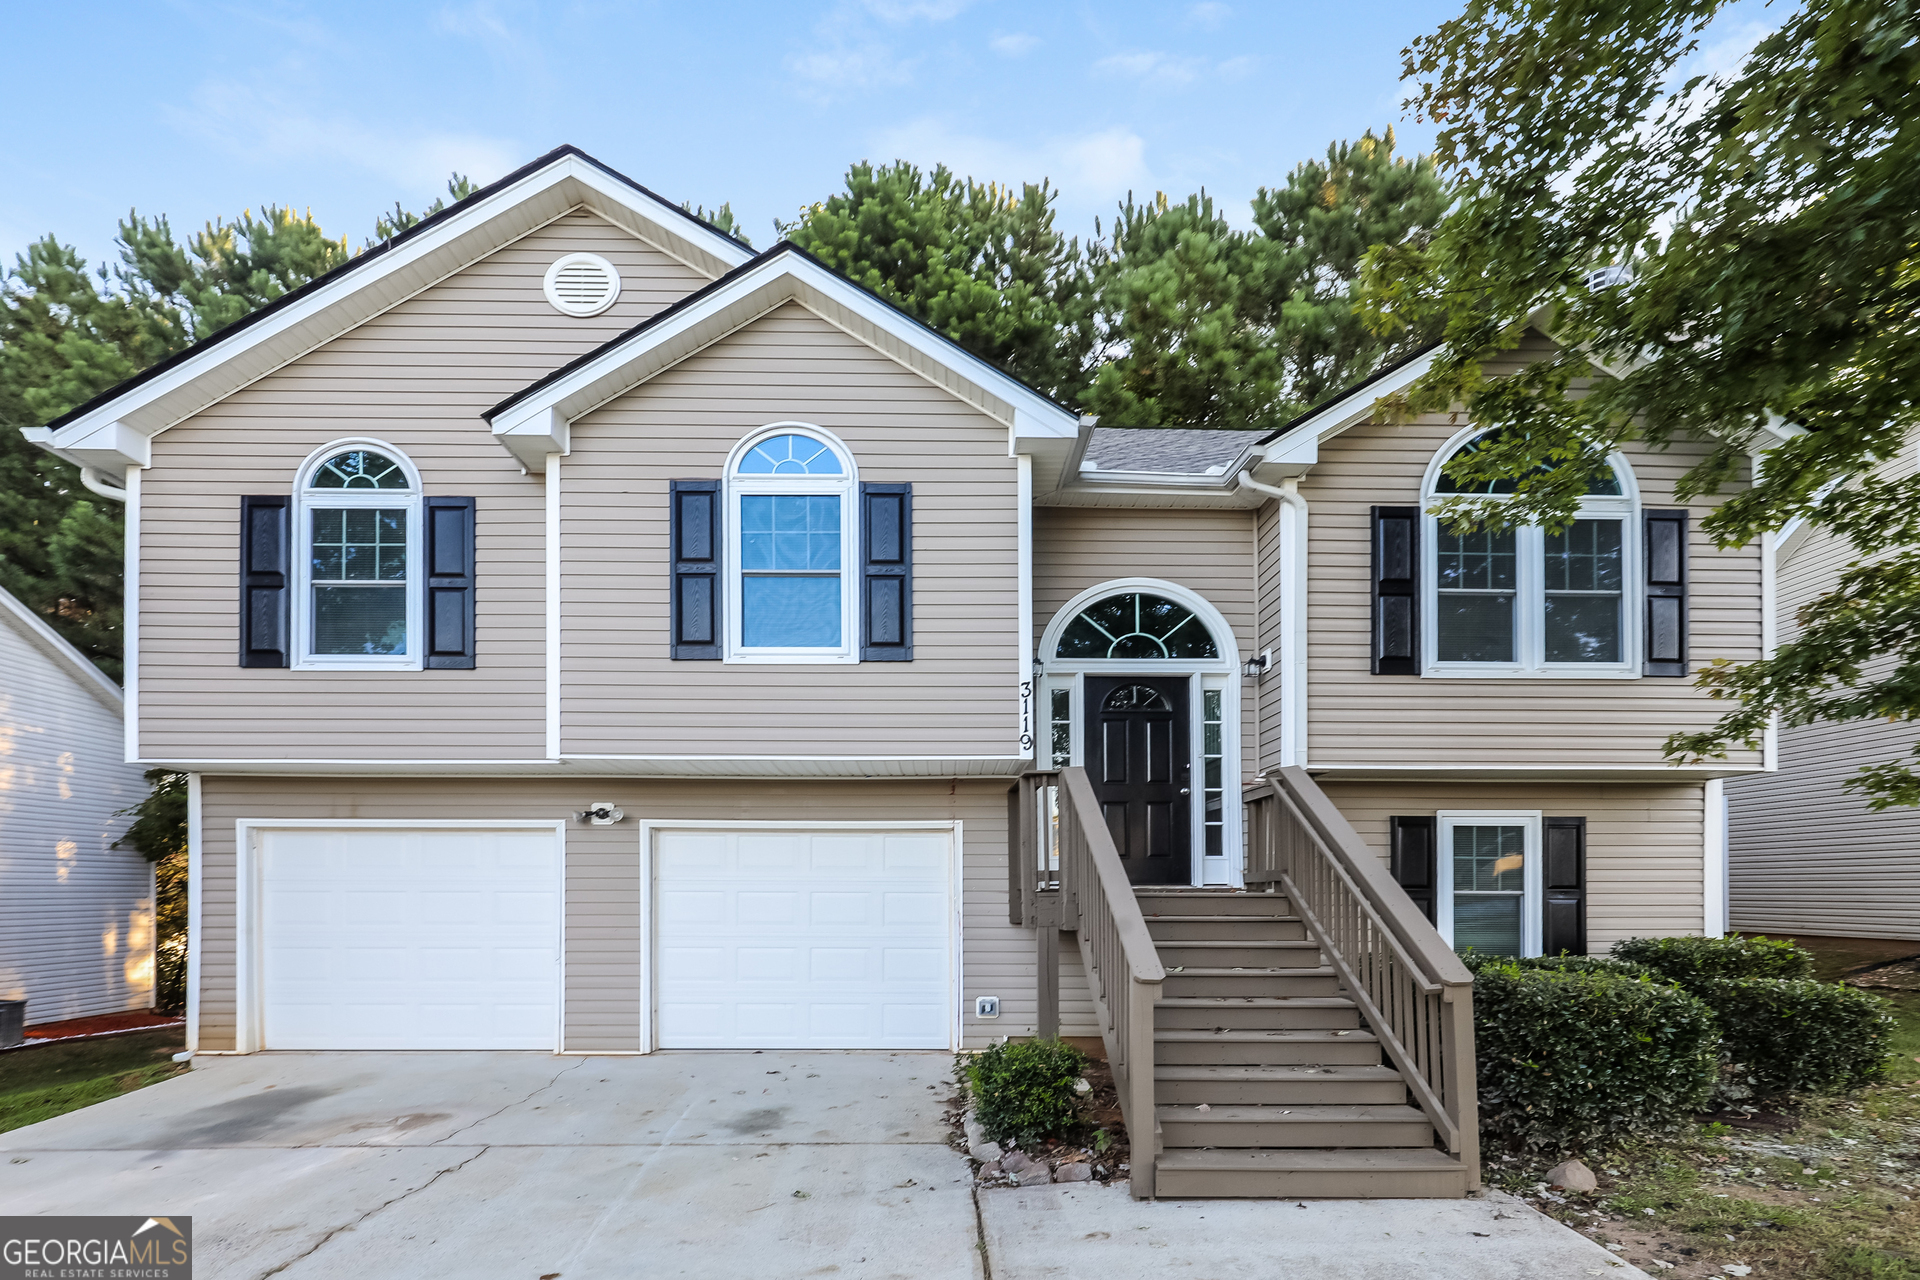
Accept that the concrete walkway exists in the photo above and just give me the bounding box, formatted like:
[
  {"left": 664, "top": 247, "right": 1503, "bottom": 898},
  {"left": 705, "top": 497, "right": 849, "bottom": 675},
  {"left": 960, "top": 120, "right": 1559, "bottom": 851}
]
[
  {"left": 979, "top": 1183, "right": 1651, "bottom": 1279},
  {"left": 0, "top": 1051, "right": 980, "bottom": 1279},
  {"left": 1, "top": 1051, "right": 1646, "bottom": 1279}
]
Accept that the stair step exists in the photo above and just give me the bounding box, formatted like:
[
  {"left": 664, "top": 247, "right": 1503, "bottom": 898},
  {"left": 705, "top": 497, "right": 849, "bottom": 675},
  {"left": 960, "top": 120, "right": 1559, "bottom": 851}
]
[
  {"left": 1158, "top": 1103, "right": 1434, "bottom": 1148},
  {"left": 1162, "top": 966, "right": 1343, "bottom": 999},
  {"left": 1158, "top": 940, "right": 1324, "bottom": 968},
  {"left": 1144, "top": 915, "right": 1308, "bottom": 942},
  {"left": 1155, "top": 996, "right": 1359, "bottom": 1030},
  {"left": 1155, "top": 1064, "right": 1407, "bottom": 1106},
  {"left": 1134, "top": 891, "right": 1294, "bottom": 917},
  {"left": 1153, "top": 1029, "right": 1382, "bottom": 1065},
  {"left": 1153, "top": 1147, "right": 1469, "bottom": 1199}
]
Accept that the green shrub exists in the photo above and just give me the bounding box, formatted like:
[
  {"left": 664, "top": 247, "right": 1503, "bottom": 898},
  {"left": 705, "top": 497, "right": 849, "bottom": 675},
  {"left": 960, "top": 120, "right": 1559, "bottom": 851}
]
[
  {"left": 1697, "top": 978, "right": 1897, "bottom": 1098},
  {"left": 966, "top": 1038, "right": 1088, "bottom": 1148},
  {"left": 1464, "top": 953, "right": 1655, "bottom": 980},
  {"left": 1471, "top": 961, "right": 1719, "bottom": 1154},
  {"left": 1611, "top": 934, "right": 1815, "bottom": 987}
]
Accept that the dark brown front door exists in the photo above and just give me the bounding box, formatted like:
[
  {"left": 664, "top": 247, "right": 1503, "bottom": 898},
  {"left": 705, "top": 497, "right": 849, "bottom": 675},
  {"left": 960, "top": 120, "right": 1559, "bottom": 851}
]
[{"left": 1084, "top": 676, "right": 1192, "bottom": 886}]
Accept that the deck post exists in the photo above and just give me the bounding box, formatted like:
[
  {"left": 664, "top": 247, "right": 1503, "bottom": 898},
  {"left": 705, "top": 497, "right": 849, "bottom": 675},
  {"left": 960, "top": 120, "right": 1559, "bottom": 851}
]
[{"left": 1037, "top": 919, "right": 1060, "bottom": 1039}]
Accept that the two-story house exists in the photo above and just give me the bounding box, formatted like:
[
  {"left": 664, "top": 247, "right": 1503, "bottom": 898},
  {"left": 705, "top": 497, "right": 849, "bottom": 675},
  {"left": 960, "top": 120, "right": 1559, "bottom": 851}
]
[{"left": 25, "top": 147, "right": 1766, "bottom": 1198}]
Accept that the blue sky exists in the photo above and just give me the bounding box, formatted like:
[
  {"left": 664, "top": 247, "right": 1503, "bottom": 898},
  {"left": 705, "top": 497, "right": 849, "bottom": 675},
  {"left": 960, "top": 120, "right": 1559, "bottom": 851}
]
[
  {"left": 6, "top": 0, "right": 1779, "bottom": 274},
  {"left": 5, "top": 0, "right": 1468, "bottom": 270}
]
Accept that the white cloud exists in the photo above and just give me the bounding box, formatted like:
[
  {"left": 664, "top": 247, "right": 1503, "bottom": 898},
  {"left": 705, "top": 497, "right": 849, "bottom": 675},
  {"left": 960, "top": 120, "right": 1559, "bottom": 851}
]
[
  {"left": 1094, "top": 51, "right": 1206, "bottom": 88},
  {"left": 869, "top": 116, "right": 1152, "bottom": 211},
  {"left": 787, "top": 42, "right": 916, "bottom": 94},
  {"left": 166, "top": 78, "right": 520, "bottom": 195},
  {"left": 862, "top": 0, "right": 972, "bottom": 21},
  {"left": 1188, "top": 2, "right": 1231, "bottom": 29},
  {"left": 990, "top": 32, "right": 1040, "bottom": 57}
]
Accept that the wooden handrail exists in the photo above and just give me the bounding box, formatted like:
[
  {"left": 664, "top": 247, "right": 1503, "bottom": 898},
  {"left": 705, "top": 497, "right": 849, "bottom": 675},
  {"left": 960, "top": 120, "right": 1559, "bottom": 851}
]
[
  {"left": 1011, "top": 768, "right": 1164, "bottom": 1198},
  {"left": 1245, "top": 766, "right": 1479, "bottom": 1183}
]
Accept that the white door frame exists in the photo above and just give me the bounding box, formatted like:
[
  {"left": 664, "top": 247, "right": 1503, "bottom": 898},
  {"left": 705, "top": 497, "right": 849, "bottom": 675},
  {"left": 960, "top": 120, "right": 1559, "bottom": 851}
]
[
  {"left": 639, "top": 819, "right": 964, "bottom": 1053},
  {"left": 1036, "top": 578, "right": 1244, "bottom": 887},
  {"left": 232, "top": 819, "right": 568, "bottom": 1054}
]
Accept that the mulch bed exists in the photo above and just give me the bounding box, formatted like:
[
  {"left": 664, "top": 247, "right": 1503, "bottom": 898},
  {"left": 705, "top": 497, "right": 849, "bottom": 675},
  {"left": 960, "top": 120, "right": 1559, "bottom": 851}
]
[{"left": 7, "top": 1011, "right": 185, "bottom": 1051}]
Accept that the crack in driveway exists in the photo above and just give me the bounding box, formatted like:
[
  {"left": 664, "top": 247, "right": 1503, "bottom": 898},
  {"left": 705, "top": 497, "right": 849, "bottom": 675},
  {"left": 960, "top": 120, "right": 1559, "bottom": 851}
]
[
  {"left": 429, "top": 1058, "right": 587, "bottom": 1146},
  {"left": 254, "top": 1146, "right": 491, "bottom": 1279}
]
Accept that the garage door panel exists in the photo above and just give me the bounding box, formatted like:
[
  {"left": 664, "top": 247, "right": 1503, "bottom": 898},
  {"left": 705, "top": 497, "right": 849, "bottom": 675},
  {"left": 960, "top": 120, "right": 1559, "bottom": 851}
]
[
  {"left": 654, "top": 828, "right": 951, "bottom": 1050},
  {"left": 260, "top": 828, "right": 559, "bottom": 1051}
]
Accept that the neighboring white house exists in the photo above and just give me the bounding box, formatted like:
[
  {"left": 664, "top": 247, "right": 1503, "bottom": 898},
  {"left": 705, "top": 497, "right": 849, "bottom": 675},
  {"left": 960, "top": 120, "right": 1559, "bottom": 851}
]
[{"left": 0, "top": 586, "right": 154, "bottom": 1023}]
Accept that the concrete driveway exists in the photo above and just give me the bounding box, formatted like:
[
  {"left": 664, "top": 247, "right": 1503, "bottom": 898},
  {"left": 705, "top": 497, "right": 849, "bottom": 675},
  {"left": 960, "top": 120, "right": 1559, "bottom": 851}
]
[{"left": 0, "top": 1051, "right": 979, "bottom": 1280}]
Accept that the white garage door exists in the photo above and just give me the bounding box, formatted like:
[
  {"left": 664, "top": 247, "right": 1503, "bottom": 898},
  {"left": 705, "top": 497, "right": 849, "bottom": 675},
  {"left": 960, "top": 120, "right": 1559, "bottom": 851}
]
[
  {"left": 654, "top": 828, "right": 953, "bottom": 1049},
  {"left": 259, "top": 827, "right": 561, "bottom": 1050}
]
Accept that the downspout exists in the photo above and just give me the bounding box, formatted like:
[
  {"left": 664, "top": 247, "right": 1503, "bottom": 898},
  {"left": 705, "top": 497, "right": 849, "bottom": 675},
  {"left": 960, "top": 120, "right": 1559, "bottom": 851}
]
[
  {"left": 80, "top": 466, "right": 130, "bottom": 503},
  {"left": 1238, "top": 471, "right": 1308, "bottom": 767}
]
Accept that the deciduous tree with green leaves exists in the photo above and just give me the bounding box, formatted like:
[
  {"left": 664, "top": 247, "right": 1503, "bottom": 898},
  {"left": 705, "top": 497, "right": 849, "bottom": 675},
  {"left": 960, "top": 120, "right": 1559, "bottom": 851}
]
[{"left": 1359, "top": 0, "right": 1920, "bottom": 802}]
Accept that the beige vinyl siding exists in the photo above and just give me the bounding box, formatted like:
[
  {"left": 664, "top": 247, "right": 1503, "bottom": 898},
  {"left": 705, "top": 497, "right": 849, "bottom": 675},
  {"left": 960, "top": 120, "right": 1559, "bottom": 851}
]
[
  {"left": 1033, "top": 506, "right": 1260, "bottom": 775},
  {"left": 558, "top": 302, "right": 1022, "bottom": 758},
  {"left": 192, "top": 774, "right": 1087, "bottom": 1051},
  {"left": 1321, "top": 780, "right": 1710, "bottom": 949},
  {"left": 138, "top": 212, "right": 710, "bottom": 761},
  {"left": 1727, "top": 512, "right": 1920, "bottom": 941},
  {"left": 1300, "top": 416, "right": 1764, "bottom": 768},
  {"left": 0, "top": 620, "right": 153, "bottom": 1020}
]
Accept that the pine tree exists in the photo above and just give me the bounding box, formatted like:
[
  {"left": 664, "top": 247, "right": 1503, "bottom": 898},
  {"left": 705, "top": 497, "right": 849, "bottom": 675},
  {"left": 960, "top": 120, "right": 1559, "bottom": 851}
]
[
  {"left": 779, "top": 161, "right": 1094, "bottom": 400},
  {"left": 369, "top": 174, "right": 480, "bottom": 246},
  {"left": 681, "top": 200, "right": 752, "bottom": 247}
]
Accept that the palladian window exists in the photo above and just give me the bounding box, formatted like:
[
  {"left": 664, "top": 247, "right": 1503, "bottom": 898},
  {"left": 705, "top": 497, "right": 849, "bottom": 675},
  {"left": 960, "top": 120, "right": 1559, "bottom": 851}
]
[
  {"left": 728, "top": 429, "right": 856, "bottom": 659},
  {"left": 1055, "top": 593, "right": 1219, "bottom": 660},
  {"left": 295, "top": 444, "right": 421, "bottom": 669}
]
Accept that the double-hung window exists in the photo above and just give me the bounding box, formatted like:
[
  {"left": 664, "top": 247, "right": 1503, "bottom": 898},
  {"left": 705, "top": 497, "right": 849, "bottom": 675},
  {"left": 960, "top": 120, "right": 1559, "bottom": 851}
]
[
  {"left": 294, "top": 445, "right": 422, "bottom": 670},
  {"left": 726, "top": 429, "right": 857, "bottom": 662},
  {"left": 1425, "top": 433, "right": 1638, "bottom": 676}
]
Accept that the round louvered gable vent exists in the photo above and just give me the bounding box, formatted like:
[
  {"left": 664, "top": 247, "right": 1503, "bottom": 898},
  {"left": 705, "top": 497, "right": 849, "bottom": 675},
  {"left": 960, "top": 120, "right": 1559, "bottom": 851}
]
[{"left": 543, "top": 253, "right": 622, "bottom": 317}]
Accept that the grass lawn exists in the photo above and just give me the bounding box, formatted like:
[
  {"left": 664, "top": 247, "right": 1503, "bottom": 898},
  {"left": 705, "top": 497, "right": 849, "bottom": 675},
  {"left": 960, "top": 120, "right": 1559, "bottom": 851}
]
[
  {"left": 0, "top": 1028, "right": 190, "bottom": 1135},
  {"left": 1486, "top": 936, "right": 1920, "bottom": 1279}
]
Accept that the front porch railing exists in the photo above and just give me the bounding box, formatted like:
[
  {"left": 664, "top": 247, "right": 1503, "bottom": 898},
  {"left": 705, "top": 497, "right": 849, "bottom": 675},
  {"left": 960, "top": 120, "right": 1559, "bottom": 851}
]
[
  {"left": 1011, "top": 768, "right": 1164, "bottom": 1198},
  {"left": 1245, "top": 766, "right": 1479, "bottom": 1179}
]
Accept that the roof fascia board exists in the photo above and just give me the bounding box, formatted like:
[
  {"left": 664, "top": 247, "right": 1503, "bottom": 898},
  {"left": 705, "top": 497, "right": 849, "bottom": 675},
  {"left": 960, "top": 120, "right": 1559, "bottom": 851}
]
[
  {"left": 1279, "top": 347, "right": 1439, "bottom": 454},
  {"left": 491, "top": 252, "right": 1078, "bottom": 454},
  {"left": 42, "top": 153, "right": 752, "bottom": 450},
  {"left": 0, "top": 587, "right": 122, "bottom": 710}
]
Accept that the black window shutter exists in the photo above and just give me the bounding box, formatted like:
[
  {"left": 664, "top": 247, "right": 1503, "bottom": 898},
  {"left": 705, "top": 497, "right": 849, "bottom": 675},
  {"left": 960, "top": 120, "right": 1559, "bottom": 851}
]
[
  {"left": 1372, "top": 505, "right": 1418, "bottom": 675},
  {"left": 670, "top": 480, "right": 722, "bottom": 660},
  {"left": 1644, "top": 508, "right": 1689, "bottom": 677},
  {"left": 238, "top": 495, "right": 290, "bottom": 668},
  {"left": 424, "top": 496, "right": 477, "bottom": 669},
  {"left": 860, "top": 482, "right": 912, "bottom": 662},
  {"left": 1542, "top": 816, "right": 1588, "bottom": 956},
  {"left": 1389, "top": 816, "right": 1437, "bottom": 924}
]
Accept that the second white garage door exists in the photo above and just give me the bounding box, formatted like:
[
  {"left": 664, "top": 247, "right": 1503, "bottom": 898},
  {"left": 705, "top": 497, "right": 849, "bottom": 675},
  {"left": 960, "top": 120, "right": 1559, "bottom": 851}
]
[{"left": 653, "top": 827, "right": 954, "bottom": 1049}]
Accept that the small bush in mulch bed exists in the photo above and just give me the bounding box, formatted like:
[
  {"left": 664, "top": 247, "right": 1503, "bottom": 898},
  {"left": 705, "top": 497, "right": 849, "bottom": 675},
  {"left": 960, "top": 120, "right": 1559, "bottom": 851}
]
[
  {"left": 1612, "top": 934, "right": 1816, "bottom": 987},
  {"left": 1468, "top": 959, "right": 1720, "bottom": 1155},
  {"left": 1482, "top": 954, "right": 1657, "bottom": 980},
  {"left": 1700, "top": 977, "right": 1898, "bottom": 1098},
  {"left": 965, "top": 1037, "right": 1088, "bottom": 1148}
]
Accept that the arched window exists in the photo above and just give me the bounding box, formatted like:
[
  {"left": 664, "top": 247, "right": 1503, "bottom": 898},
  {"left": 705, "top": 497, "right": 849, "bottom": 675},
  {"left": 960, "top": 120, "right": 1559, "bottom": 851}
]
[
  {"left": 727, "top": 427, "right": 856, "bottom": 659},
  {"left": 1055, "top": 593, "right": 1219, "bottom": 660},
  {"left": 1423, "top": 431, "right": 1638, "bottom": 674},
  {"left": 295, "top": 443, "right": 422, "bottom": 668}
]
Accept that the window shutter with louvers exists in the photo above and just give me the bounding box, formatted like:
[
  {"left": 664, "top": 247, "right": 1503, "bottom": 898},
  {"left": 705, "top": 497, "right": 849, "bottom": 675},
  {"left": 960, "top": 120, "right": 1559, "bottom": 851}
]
[
  {"left": 1372, "top": 506, "right": 1419, "bottom": 674},
  {"left": 670, "top": 480, "right": 722, "bottom": 660},
  {"left": 239, "top": 495, "right": 291, "bottom": 668},
  {"left": 424, "top": 496, "right": 477, "bottom": 669},
  {"left": 1389, "top": 815, "right": 1437, "bottom": 924},
  {"left": 860, "top": 482, "right": 912, "bottom": 661},
  {"left": 1542, "top": 816, "right": 1588, "bottom": 956},
  {"left": 1643, "top": 508, "right": 1689, "bottom": 676}
]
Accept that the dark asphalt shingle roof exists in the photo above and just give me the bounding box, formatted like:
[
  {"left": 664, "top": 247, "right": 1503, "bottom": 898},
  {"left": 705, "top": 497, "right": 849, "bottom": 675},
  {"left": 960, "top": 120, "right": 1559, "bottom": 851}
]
[{"left": 1082, "top": 427, "right": 1268, "bottom": 476}]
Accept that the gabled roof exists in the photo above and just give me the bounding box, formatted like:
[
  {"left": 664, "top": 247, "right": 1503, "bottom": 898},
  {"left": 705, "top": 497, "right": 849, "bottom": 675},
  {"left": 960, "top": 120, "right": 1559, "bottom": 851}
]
[
  {"left": 1083, "top": 427, "right": 1267, "bottom": 475},
  {"left": 0, "top": 586, "right": 122, "bottom": 712},
  {"left": 26, "top": 146, "right": 755, "bottom": 471},
  {"left": 483, "top": 241, "right": 1081, "bottom": 476}
]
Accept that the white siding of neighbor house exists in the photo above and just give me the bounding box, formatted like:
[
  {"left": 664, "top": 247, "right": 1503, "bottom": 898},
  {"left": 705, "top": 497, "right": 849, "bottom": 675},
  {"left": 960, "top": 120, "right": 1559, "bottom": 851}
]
[
  {"left": 0, "top": 598, "right": 154, "bottom": 1022},
  {"left": 192, "top": 775, "right": 1093, "bottom": 1053}
]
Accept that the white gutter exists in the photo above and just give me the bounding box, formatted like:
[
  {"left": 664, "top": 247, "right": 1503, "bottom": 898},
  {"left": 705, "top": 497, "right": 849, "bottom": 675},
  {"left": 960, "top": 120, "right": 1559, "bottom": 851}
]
[
  {"left": 1238, "top": 470, "right": 1308, "bottom": 766},
  {"left": 80, "top": 466, "right": 129, "bottom": 502}
]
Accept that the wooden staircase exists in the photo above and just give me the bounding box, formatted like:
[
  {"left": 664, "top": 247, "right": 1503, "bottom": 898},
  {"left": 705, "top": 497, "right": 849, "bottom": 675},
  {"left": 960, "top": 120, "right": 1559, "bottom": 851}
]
[{"left": 1138, "top": 888, "right": 1471, "bottom": 1198}]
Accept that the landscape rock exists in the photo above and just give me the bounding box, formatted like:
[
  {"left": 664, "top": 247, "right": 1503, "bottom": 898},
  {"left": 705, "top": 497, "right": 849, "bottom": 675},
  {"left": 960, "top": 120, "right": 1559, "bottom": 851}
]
[
  {"left": 979, "top": 1161, "right": 1003, "bottom": 1179},
  {"left": 963, "top": 1112, "right": 989, "bottom": 1152},
  {"left": 969, "top": 1140, "right": 1004, "bottom": 1164},
  {"left": 1001, "top": 1150, "right": 1035, "bottom": 1174},
  {"left": 1014, "top": 1163, "right": 1052, "bottom": 1187},
  {"left": 1544, "top": 1159, "right": 1598, "bottom": 1194},
  {"left": 1053, "top": 1162, "right": 1092, "bottom": 1183}
]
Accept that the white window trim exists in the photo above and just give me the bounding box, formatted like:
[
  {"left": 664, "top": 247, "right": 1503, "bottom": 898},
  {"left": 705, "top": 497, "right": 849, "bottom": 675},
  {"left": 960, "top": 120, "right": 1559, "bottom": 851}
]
[
  {"left": 292, "top": 438, "right": 424, "bottom": 672},
  {"left": 1436, "top": 809, "right": 1543, "bottom": 958},
  {"left": 722, "top": 423, "right": 859, "bottom": 665},
  {"left": 1038, "top": 578, "right": 1243, "bottom": 888},
  {"left": 1420, "top": 426, "right": 1642, "bottom": 679}
]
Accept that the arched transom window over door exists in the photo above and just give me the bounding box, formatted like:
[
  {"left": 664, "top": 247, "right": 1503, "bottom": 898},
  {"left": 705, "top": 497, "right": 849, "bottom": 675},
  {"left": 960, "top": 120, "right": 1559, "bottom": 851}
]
[{"left": 1055, "top": 593, "right": 1219, "bottom": 660}]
